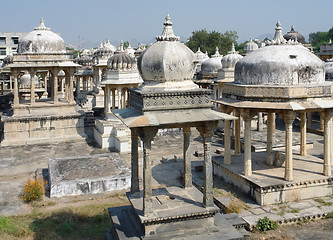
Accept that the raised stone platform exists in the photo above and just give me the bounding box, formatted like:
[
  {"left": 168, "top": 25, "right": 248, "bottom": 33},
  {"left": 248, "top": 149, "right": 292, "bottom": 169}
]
[
  {"left": 213, "top": 151, "right": 333, "bottom": 205},
  {"left": 107, "top": 186, "right": 247, "bottom": 239},
  {"left": 49, "top": 153, "right": 130, "bottom": 197}
]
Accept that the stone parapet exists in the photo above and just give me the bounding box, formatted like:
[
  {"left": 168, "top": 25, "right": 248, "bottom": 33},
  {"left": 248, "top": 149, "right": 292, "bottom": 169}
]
[{"left": 223, "top": 82, "right": 333, "bottom": 101}]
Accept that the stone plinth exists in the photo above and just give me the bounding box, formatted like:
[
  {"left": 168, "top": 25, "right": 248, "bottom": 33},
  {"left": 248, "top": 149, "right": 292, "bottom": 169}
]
[
  {"left": 49, "top": 153, "right": 130, "bottom": 197},
  {"left": 127, "top": 187, "right": 219, "bottom": 237},
  {"left": 93, "top": 114, "right": 131, "bottom": 152},
  {"left": 1, "top": 104, "right": 86, "bottom": 146},
  {"left": 213, "top": 152, "right": 333, "bottom": 205}
]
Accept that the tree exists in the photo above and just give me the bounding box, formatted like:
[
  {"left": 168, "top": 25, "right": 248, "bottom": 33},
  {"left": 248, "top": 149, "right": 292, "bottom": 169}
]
[
  {"left": 186, "top": 29, "right": 238, "bottom": 56},
  {"left": 309, "top": 26, "right": 333, "bottom": 52}
]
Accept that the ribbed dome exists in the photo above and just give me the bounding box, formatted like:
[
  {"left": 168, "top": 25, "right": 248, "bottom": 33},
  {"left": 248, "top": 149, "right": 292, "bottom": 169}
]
[
  {"left": 17, "top": 19, "right": 66, "bottom": 54},
  {"left": 244, "top": 38, "right": 258, "bottom": 54},
  {"left": 75, "top": 50, "right": 92, "bottom": 66},
  {"left": 325, "top": 58, "right": 333, "bottom": 81},
  {"left": 137, "top": 15, "right": 197, "bottom": 91},
  {"left": 93, "top": 40, "right": 116, "bottom": 58},
  {"left": 221, "top": 43, "right": 243, "bottom": 69},
  {"left": 19, "top": 72, "right": 40, "bottom": 88},
  {"left": 235, "top": 22, "right": 324, "bottom": 86},
  {"left": 107, "top": 53, "right": 136, "bottom": 70},
  {"left": 284, "top": 25, "right": 305, "bottom": 44},
  {"left": 195, "top": 47, "right": 209, "bottom": 62}
]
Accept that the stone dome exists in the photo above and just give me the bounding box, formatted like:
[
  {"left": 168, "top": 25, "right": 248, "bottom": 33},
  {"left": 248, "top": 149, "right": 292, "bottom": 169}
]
[
  {"left": 201, "top": 49, "right": 223, "bottom": 76},
  {"left": 17, "top": 18, "right": 66, "bottom": 54},
  {"left": 195, "top": 47, "right": 209, "bottom": 62},
  {"left": 93, "top": 40, "right": 116, "bottom": 58},
  {"left": 107, "top": 52, "right": 136, "bottom": 70},
  {"left": 235, "top": 22, "right": 324, "bottom": 86},
  {"left": 244, "top": 38, "right": 258, "bottom": 54},
  {"left": 75, "top": 50, "right": 92, "bottom": 66},
  {"left": 221, "top": 43, "right": 243, "bottom": 69},
  {"left": 2, "top": 51, "right": 13, "bottom": 66},
  {"left": 125, "top": 43, "right": 135, "bottom": 57},
  {"left": 19, "top": 72, "right": 40, "bottom": 88},
  {"left": 325, "top": 58, "right": 333, "bottom": 81},
  {"left": 137, "top": 15, "right": 198, "bottom": 91},
  {"left": 284, "top": 25, "right": 306, "bottom": 44}
]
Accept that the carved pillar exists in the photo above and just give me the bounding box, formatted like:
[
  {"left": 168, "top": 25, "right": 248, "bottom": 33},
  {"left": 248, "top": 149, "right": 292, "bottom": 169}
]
[
  {"left": 131, "top": 129, "right": 140, "bottom": 193},
  {"left": 224, "top": 120, "right": 231, "bottom": 164},
  {"left": 241, "top": 109, "right": 256, "bottom": 176},
  {"left": 12, "top": 70, "right": 19, "bottom": 106},
  {"left": 283, "top": 112, "right": 296, "bottom": 181},
  {"left": 52, "top": 68, "right": 59, "bottom": 103},
  {"left": 76, "top": 76, "right": 80, "bottom": 95},
  {"left": 69, "top": 69, "right": 75, "bottom": 103},
  {"left": 300, "top": 112, "right": 307, "bottom": 156},
  {"left": 183, "top": 127, "right": 192, "bottom": 188},
  {"left": 323, "top": 112, "right": 332, "bottom": 176},
  {"left": 121, "top": 88, "right": 126, "bottom": 109},
  {"left": 234, "top": 109, "right": 241, "bottom": 155},
  {"left": 106, "top": 85, "right": 111, "bottom": 113},
  {"left": 257, "top": 112, "right": 263, "bottom": 131},
  {"left": 29, "top": 69, "right": 36, "bottom": 105},
  {"left": 138, "top": 127, "right": 158, "bottom": 217},
  {"left": 307, "top": 112, "right": 312, "bottom": 128},
  {"left": 112, "top": 88, "right": 116, "bottom": 110},
  {"left": 267, "top": 112, "right": 274, "bottom": 166},
  {"left": 197, "top": 124, "right": 217, "bottom": 208}
]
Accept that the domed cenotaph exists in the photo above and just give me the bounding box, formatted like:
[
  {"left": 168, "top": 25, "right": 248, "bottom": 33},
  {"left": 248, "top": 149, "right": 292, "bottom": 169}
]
[{"left": 213, "top": 21, "right": 333, "bottom": 205}]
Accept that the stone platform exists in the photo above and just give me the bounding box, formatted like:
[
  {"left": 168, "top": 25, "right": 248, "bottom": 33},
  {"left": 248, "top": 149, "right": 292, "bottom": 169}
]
[
  {"left": 213, "top": 150, "right": 333, "bottom": 205},
  {"left": 49, "top": 153, "right": 130, "bottom": 197},
  {"left": 107, "top": 186, "right": 247, "bottom": 239}
]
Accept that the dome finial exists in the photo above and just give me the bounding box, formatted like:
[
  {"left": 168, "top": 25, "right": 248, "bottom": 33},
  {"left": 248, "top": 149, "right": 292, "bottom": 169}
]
[
  {"left": 156, "top": 14, "right": 180, "bottom": 41},
  {"left": 231, "top": 43, "right": 236, "bottom": 52},
  {"left": 34, "top": 18, "right": 50, "bottom": 31},
  {"left": 271, "top": 20, "right": 287, "bottom": 45},
  {"left": 291, "top": 25, "right": 295, "bottom": 32}
]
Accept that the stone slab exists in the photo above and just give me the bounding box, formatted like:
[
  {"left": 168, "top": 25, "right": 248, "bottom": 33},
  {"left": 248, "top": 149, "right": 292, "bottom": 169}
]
[{"left": 49, "top": 153, "right": 130, "bottom": 197}]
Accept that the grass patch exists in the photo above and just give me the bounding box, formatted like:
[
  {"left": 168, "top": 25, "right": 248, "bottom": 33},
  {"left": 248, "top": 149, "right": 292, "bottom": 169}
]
[
  {"left": 326, "top": 212, "right": 333, "bottom": 219},
  {"left": 314, "top": 198, "right": 333, "bottom": 207},
  {"left": 290, "top": 209, "right": 299, "bottom": 213},
  {"left": 0, "top": 193, "right": 128, "bottom": 240}
]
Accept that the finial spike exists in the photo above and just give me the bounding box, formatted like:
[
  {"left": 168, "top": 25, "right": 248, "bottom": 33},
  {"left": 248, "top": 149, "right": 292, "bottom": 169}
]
[{"left": 156, "top": 14, "right": 180, "bottom": 42}]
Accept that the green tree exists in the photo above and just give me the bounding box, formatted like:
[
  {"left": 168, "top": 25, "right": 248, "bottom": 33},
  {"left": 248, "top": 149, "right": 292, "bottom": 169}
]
[
  {"left": 309, "top": 26, "right": 333, "bottom": 52},
  {"left": 123, "top": 41, "right": 130, "bottom": 49},
  {"left": 186, "top": 29, "right": 238, "bottom": 56}
]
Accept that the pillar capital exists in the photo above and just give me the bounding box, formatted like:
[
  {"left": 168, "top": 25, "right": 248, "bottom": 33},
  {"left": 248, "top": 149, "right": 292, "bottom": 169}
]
[
  {"left": 137, "top": 127, "right": 158, "bottom": 143},
  {"left": 196, "top": 122, "right": 218, "bottom": 138},
  {"left": 240, "top": 109, "right": 256, "bottom": 120},
  {"left": 280, "top": 111, "right": 297, "bottom": 124}
]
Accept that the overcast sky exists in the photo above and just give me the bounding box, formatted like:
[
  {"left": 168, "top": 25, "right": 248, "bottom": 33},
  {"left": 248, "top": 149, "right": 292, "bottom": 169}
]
[{"left": 1, "top": 0, "right": 332, "bottom": 49}]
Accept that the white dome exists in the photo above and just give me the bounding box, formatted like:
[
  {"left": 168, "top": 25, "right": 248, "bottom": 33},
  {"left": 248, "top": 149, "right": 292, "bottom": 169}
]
[
  {"left": 195, "top": 47, "right": 209, "bottom": 62},
  {"left": 19, "top": 72, "right": 40, "bottom": 88},
  {"left": 18, "top": 19, "right": 66, "bottom": 54},
  {"left": 137, "top": 15, "right": 198, "bottom": 91},
  {"left": 201, "top": 56, "right": 222, "bottom": 75},
  {"left": 244, "top": 38, "right": 258, "bottom": 54},
  {"left": 125, "top": 43, "right": 135, "bottom": 57},
  {"left": 235, "top": 22, "right": 324, "bottom": 86},
  {"left": 325, "top": 58, "right": 333, "bottom": 81},
  {"left": 221, "top": 43, "right": 243, "bottom": 69}
]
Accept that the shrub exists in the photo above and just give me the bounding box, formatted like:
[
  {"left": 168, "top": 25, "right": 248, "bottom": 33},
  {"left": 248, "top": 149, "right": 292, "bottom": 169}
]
[
  {"left": 226, "top": 200, "right": 242, "bottom": 213},
  {"left": 21, "top": 177, "right": 46, "bottom": 203},
  {"left": 255, "top": 216, "right": 278, "bottom": 232}
]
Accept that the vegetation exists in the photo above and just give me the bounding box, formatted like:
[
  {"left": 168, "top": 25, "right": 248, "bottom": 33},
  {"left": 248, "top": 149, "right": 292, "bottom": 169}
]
[
  {"left": 21, "top": 177, "right": 46, "bottom": 203},
  {"left": 255, "top": 216, "right": 278, "bottom": 232},
  {"left": 0, "top": 194, "right": 128, "bottom": 240},
  {"left": 225, "top": 200, "right": 242, "bottom": 214},
  {"left": 186, "top": 29, "right": 239, "bottom": 56},
  {"left": 309, "top": 26, "right": 333, "bottom": 52}
]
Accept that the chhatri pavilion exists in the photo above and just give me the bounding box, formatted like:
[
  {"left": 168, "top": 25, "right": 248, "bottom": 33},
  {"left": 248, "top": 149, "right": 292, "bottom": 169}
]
[{"left": 213, "top": 21, "right": 333, "bottom": 205}]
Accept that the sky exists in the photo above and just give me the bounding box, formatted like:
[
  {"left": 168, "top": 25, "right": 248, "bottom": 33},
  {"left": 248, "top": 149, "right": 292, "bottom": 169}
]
[{"left": 1, "top": 0, "right": 332, "bottom": 49}]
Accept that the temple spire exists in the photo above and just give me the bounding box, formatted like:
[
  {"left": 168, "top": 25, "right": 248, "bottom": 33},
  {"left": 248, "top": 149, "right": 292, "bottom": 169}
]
[
  {"left": 34, "top": 18, "right": 50, "bottom": 31},
  {"left": 272, "top": 21, "right": 287, "bottom": 44},
  {"left": 156, "top": 14, "right": 180, "bottom": 41}
]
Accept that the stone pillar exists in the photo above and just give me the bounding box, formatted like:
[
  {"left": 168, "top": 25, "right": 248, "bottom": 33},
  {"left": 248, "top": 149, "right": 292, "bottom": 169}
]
[
  {"left": 323, "top": 112, "right": 332, "bottom": 176},
  {"left": 76, "top": 76, "right": 80, "bottom": 95},
  {"left": 9, "top": 75, "right": 12, "bottom": 90},
  {"left": 117, "top": 87, "right": 121, "bottom": 109},
  {"left": 131, "top": 129, "right": 140, "bottom": 193},
  {"left": 112, "top": 88, "right": 116, "bottom": 110},
  {"left": 69, "top": 69, "right": 75, "bottom": 103},
  {"left": 320, "top": 114, "right": 324, "bottom": 131},
  {"left": 121, "top": 88, "right": 126, "bottom": 109},
  {"left": 52, "top": 68, "right": 59, "bottom": 103},
  {"left": 138, "top": 128, "right": 158, "bottom": 217},
  {"left": 257, "top": 112, "right": 263, "bottom": 131},
  {"left": 224, "top": 120, "right": 231, "bottom": 164},
  {"left": 183, "top": 127, "right": 192, "bottom": 188},
  {"left": 241, "top": 110, "right": 256, "bottom": 176},
  {"left": 300, "top": 112, "right": 307, "bottom": 156},
  {"left": 83, "top": 77, "right": 87, "bottom": 92},
  {"left": 234, "top": 109, "right": 241, "bottom": 155},
  {"left": 267, "top": 112, "right": 274, "bottom": 166},
  {"left": 29, "top": 69, "right": 36, "bottom": 105},
  {"left": 283, "top": 112, "right": 296, "bottom": 181},
  {"left": 106, "top": 85, "right": 111, "bottom": 113},
  {"left": 13, "top": 71, "right": 19, "bottom": 106},
  {"left": 197, "top": 124, "right": 216, "bottom": 208},
  {"left": 307, "top": 112, "right": 312, "bottom": 128}
]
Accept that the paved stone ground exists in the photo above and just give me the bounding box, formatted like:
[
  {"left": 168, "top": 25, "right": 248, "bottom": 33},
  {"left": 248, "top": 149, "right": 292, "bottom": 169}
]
[{"left": 0, "top": 120, "right": 332, "bottom": 238}]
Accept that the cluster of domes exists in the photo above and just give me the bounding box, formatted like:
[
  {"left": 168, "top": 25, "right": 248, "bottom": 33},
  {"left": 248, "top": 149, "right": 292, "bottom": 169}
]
[
  {"left": 93, "top": 40, "right": 116, "bottom": 60},
  {"left": 235, "top": 21, "right": 324, "bottom": 86},
  {"left": 137, "top": 15, "right": 198, "bottom": 90},
  {"left": 18, "top": 19, "right": 66, "bottom": 54},
  {"left": 107, "top": 41, "right": 136, "bottom": 70},
  {"left": 74, "top": 50, "right": 93, "bottom": 66},
  {"left": 244, "top": 38, "right": 258, "bottom": 54}
]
